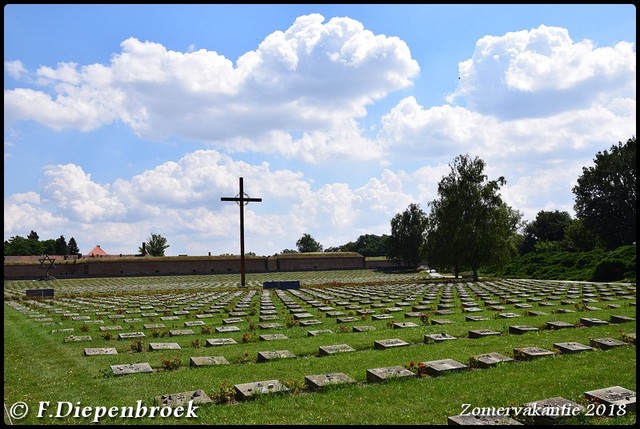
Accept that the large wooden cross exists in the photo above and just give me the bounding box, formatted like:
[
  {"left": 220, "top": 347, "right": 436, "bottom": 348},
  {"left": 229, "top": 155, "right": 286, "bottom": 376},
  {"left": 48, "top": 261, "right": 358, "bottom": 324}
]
[{"left": 221, "top": 177, "right": 262, "bottom": 287}]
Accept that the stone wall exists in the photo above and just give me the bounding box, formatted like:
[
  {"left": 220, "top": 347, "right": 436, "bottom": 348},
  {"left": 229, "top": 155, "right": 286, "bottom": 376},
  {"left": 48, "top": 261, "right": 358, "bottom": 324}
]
[{"left": 3, "top": 253, "right": 375, "bottom": 280}]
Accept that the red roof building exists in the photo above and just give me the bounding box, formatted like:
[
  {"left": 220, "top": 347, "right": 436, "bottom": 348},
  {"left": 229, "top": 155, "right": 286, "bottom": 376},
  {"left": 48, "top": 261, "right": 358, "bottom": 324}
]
[{"left": 86, "top": 245, "right": 108, "bottom": 257}]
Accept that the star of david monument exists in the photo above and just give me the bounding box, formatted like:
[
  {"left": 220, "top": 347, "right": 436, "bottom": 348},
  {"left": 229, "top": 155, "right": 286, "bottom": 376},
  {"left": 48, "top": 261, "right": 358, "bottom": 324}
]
[{"left": 221, "top": 177, "right": 262, "bottom": 287}]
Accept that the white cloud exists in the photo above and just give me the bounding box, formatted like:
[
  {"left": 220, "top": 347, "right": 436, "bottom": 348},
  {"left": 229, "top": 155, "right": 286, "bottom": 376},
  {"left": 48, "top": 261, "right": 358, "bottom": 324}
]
[
  {"left": 4, "top": 60, "right": 26, "bottom": 79},
  {"left": 446, "top": 25, "right": 636, "bottom": 119},
  {"left": 4, "top": 14, "right": 419, "bottom": 163}
]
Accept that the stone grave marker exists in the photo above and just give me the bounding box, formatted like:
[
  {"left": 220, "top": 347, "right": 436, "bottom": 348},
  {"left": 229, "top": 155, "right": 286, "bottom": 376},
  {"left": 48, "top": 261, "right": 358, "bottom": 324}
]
[
  {"left": 234, "top": 380, "right": 289, "bottom": 400},
  {"left": 553, "top": 341, "right": 595, "bottom": 354},
  {"left": 513, "top": 346, "right": 556, "bottom": 360},
  {"left": 545, "top": 321, "right": 576, "bottom": 330},
  {"left": 431, "top": 319, "right": 453, "bottom": 325},
  {"left": 366, "top": 366, "right": 416, "bottom": 383},
  {"left": 155, "top": 389, "right": 213, "bottom": 407},
  {"left": 424, "top": 333, "right": 457, "bottom": 343},
  {"left": 526, "top": 310, "right": 548, "bottom": 317},
  {"left": 189, "top": 356, "right": 230, "bottom": 367},
  {"left": 52, "top": 328, "right": 74, "bottom": 333},
  {"left": 373, "top": 338, "right": 411, "bottom": 350},
  {"left": 520, "top": 397, "right": 585, "bottom": 424},
  {"left": 215, "top": 326, "right": 240, "bottom": 333},
  {"left": 169, "top": 329, "right": 194, "bottom": 336},
  {"left": 435, "top": 310, "right": 455, "bottom": 315},
  {"left": 184, "top": 321, "right": 205, "bottom": 327},
  {"left": 64, "top": 335, "right": 92, "bottom": 342},
  {"left": 318, "top": 344, "right": 355, "bottom": 356},
  {"left": 149, "top": 342, "right": 181, "bottom": 351},
  {"left": 308, "top": 329, "right": 333, "bottom": 337},
  {"left": 99, "top": 325, "right": 123, "bottom": 331},
  {"left": 508, "top": 325, "right": 540, "bottom": 335},
  {"left": 353, "top": 326, "right": 376, "bottom": 333},
  {"left": 259, "top": 334, "right": 289, "bottom": 341},
  {"left": 447, "top": 415, "right": 523, "bottom": 425},
  {"left": 580, "top": 317, "right": 609, "bottom": 327},
  {"left": 421, "top": 358, "right": 468, "bottom": 376},
  {"left": 305, "top": 373, "right": 356, "bottom": 390},
  {"left": 469, "top": 352, "right": 514, "bottom": 369},
  {"left": 499, "top": 312, "right": 521, "bottom": 319},
  {"left": 299, "top": 319, "right": 322, "bottom": 326},
  {"left": 468, "top": 329, "right": 501, "bottom": 339},
  {"left": 465, "top": 316, "right": 489, "bottom": 322},
  {"left": 404, "top": 312, "right": 423, "bottom": 318},
  {"left": 195, "top": 313, "right": 216, "bottom": 319},
  {"left": 609, "top": 314, "right": 636, "bottom": 323},
  {"left": 584, "top": 385, "right": 636, "bottom": 413},
  {"left": 336, "top": 317, "right": 359, "bottom": 323},
  {"left": 392, "top": 321, "right": 420, "bottom": 329},
  {"left": 160, "top": 316, "right": 179, "bottom": 321},
  {"left": 143, "top": 323, "right": 165, "bottom": 329},
  {"left": 259, "top": 315, "right": 280, "bottom": 321},
  {"left": 371, "top": 314, "right": 394, "bottom": 320},
  {"left": 84, "top": 347, "right": 118, "bottom": 356},
  {"left": 256, "top": 350, "right": 296, "bottom": 363},
  {"left": 111, "top": 362, "right": 153, "bottom": 376},
  {"left": 206, "top": 338, "right": 237, "bottom": 347},
  {"left": 259, "top": 323, "right": 283, "bottom": 329},
  {"left": 589, "top": 337, "right": 627, "bottom": 350},
  {"left": 294, "top": 312, "right": 315, "bottom": 320}
]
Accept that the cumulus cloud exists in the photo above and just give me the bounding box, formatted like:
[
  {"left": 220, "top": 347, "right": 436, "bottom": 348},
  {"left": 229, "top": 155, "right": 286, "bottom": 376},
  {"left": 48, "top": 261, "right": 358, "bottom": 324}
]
[
  {"left": 446, "top": 24, "right": 635, "bottom": 119},
  {"left": 4, "top": 13, "right": 419, "bottom": 162}
]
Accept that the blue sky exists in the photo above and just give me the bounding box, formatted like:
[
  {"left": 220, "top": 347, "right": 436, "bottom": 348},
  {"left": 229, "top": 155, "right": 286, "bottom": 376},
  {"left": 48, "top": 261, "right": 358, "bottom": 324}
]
[{"left": 4, "top": 4, "right": 636, "bottom": 256}]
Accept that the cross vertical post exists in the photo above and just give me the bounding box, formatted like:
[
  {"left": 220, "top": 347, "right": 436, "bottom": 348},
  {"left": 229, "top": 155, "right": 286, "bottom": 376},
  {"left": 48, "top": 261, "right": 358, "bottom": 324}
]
[{"left": 221, "top": 177, "right": 262, "bottom": 287}]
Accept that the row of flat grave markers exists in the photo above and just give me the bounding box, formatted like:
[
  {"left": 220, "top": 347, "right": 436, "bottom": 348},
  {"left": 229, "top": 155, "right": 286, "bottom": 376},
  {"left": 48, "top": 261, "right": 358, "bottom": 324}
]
[
  {"left": 16, "top": 280, "right": 635, "bottom": 336},
  {"left": 99, "top": 328, "right": 635, "bottom": 375},
  {"left": 22, "top": 279, "right": 635, "bottom": 323}
]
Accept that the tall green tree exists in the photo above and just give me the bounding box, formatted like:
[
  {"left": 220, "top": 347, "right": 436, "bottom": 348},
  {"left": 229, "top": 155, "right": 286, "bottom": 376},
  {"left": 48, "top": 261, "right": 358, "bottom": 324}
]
[
  {"left": 296, "top": 233, "right": 323, "bottom": 252},
  {"left": 139, "top": 233, "right": 170, "bottom": 256},
  {"left": 573, "top": 136, "right": 636, "bottom": 250},
  {"left": 4, "top": 235, "right": 42, "bottom": 255},
  {"left": 425, "top": 154, "right": 520, "bottom": 280},
  {"left": 520, "top": 210, "right": 573, "bottom": 254},
  {"left": 27, "top": 230, "right": 39, "bottom": 241},
  {"left": 54, "top": 235, "right": 69, "bottom": 255},
  {"left": 67, "top": 237, "right": 80, "bottom": 255},
  {"left": 339, "top": 234, "right": 389, "bottom": 256},
  {"left": 387, "top": 203, "right": 428, "bottom": 267}
]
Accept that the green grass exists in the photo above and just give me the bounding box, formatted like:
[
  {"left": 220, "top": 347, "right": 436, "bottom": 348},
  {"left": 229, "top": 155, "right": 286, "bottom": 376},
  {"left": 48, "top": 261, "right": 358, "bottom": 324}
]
[{"left": 3, "top": 273, "right": 636, "bottom": 425}]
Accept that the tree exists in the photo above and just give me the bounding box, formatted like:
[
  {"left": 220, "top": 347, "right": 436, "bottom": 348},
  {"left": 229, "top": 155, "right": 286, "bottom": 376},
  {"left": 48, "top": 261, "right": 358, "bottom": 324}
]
[
  {"left": 55, "top": 235, "right": 69, "bottom": 255},
  {"left": 139, "top": 233, "right": 170, "bottom": 256},
  {"left": 562, "top": 218, "right": 604, "bottom": 252},
  {"left": 68, "top": 237, "right": 80, "bottom": 255},
  {"left": 27, "top": 230, "right": 39, "bottom": 241},
  {"left": 4, "top": 235, "right": 42, "bottom": 255},
  {"left": 424, "top": 154, "right": 520, "bottom": 280},
  {"left": 296, "top": 233, "right": 323, "bottom": 253},
  {"left": 573, "top": 136, "right": 636, "bottom": 250},
  {"left": 520, "top": 210, "right": 573, "bottom": 254},
  {"left": 387, "top": 203, "right": 428, "bottom": 267}
]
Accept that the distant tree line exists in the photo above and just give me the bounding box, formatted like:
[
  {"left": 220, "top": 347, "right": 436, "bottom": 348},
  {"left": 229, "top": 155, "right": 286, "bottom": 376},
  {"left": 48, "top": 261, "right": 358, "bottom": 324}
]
[{"left": 4, "top": 231, "right": 80, "bottom": 256}]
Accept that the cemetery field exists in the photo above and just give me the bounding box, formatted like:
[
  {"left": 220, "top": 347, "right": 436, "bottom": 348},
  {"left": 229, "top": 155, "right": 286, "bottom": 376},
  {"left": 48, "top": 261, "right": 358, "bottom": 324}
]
[{"left": 3, "top": 271, "right": 636, "bottom": 425}]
